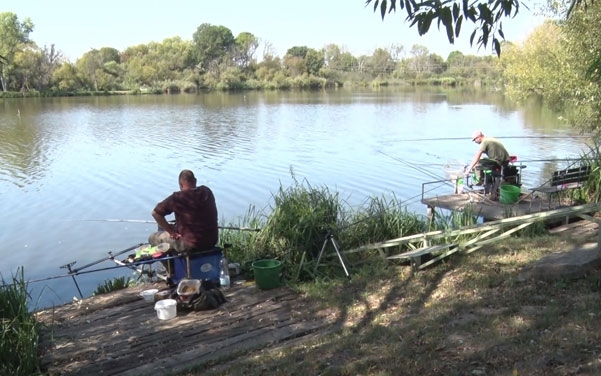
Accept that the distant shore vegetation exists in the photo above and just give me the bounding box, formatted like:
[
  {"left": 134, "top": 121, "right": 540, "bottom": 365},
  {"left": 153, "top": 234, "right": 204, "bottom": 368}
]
[{"left": 0, "top": 14, "right": 502, "bottom": 97}]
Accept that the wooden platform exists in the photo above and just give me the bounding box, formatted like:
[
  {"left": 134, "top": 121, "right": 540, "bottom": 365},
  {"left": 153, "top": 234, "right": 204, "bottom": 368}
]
[
  {"left": 36, "top": 282, "right": 335, "bottom": 375},
  {"left": 422, "top": 190, "right": 558, "bottom": 221}
]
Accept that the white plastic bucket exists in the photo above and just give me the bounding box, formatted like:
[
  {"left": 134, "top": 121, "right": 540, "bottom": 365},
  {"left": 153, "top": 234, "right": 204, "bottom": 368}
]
[
  {"left": 140, "top": 289, "right": 159, "bottom": 302},
  {"left": 154, "top": 299, "right": 177, "bottom": 320}
]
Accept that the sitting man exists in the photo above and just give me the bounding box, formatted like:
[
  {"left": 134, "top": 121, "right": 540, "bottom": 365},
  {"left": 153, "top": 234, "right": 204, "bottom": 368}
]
[
  {"left": 149, "top": 169, "right": 219, "bottom": 254},
  {"left": 465, "top": 130, "right": 510, "bottom": 185}
]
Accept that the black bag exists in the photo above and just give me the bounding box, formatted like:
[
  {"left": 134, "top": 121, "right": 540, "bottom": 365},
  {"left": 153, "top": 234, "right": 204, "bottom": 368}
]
[{"left": 177, "top": 280, "right": 226, "bottom": 311}]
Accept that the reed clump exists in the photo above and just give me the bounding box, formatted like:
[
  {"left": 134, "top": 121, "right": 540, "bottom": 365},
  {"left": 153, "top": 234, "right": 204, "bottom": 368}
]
[{"left": 0, "top": 268, "right": 41, "bottom": 376}]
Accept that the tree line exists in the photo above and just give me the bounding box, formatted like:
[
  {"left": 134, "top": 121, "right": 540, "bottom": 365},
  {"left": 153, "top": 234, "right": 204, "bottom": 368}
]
[{"left": 0, "top": 12, "right": 501, "bottom": 95}]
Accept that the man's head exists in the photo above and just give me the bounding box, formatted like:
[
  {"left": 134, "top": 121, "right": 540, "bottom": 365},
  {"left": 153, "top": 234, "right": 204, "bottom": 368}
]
[
  {"left": 178, "top": 169, "right": 197, "bottom": 190},
  {"left": 471, "top": 130, "right": 484, "bottom": 144}
]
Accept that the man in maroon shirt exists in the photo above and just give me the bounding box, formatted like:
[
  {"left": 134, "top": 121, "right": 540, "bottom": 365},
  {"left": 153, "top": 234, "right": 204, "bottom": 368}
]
[{"left": 149, "top": 169, "right": 219, "bottom": 253}]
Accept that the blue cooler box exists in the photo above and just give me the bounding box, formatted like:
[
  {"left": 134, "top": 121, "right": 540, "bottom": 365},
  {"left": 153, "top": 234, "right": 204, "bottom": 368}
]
[{"left": 172, "top": 250, "right": 222, "bottom": 285}]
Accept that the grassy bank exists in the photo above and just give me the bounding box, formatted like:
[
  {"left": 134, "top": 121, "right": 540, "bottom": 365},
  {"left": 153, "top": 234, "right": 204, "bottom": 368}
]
[{"left": 185, "top": 234, "right": 601, "bottom": 376}]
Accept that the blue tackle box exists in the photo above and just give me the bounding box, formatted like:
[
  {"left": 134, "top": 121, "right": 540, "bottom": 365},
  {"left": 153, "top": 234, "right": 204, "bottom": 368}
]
[{"left": 171, "top": 249, "right": 222, "bottom": 285}]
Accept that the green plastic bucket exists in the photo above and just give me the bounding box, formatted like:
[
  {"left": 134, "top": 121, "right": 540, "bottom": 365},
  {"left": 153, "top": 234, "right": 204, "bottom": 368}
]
[
  {"left": 252, "top": 259, "right": 282, "bottom": 290},
  {"left": 499, "top": 184, "right": 521, "bottom": 204}
]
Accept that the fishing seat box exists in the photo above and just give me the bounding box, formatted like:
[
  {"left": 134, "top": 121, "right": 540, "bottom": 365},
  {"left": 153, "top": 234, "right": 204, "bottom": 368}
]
[{"left": 171, "top": 248, "right": 222, "bottom": 285}]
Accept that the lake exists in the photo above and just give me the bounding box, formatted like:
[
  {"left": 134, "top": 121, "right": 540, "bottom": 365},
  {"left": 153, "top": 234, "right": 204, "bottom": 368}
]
[{"left": 0, "top": 88, "right": 589, "bottom": 309}]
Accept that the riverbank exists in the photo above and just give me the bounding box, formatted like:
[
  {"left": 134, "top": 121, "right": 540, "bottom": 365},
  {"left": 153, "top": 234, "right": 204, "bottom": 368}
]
[{"left": 35, "top": 218, "right": 601, "bottom": 375}]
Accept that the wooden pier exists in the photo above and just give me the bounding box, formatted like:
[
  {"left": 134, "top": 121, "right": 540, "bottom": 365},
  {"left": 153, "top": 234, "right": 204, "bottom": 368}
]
[
  {"left": 422, "top": 189, "right": 558, "bottom": 221},
  {"left": 36, "top": 282, "right": 335, "bottom": 375}
]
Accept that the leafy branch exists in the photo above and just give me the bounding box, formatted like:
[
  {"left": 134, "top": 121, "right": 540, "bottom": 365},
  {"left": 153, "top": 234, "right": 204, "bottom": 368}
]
[{"left": 366, "top": 0, "right": 593, "bottom": 56}]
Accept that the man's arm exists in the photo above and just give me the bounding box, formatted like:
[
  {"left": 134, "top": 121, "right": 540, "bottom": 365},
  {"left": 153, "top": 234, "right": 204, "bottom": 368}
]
[
  {"left": 152, "top": 210, "right": 180, "bottom": 239},
  {"left": 466, "top": 150, "right": 484, "bottom": 173}
]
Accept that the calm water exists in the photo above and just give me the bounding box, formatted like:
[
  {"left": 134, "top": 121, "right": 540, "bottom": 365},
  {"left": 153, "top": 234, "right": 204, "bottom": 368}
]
[{"left": 0, "top": 89, "right": 589, "bottom": 309}]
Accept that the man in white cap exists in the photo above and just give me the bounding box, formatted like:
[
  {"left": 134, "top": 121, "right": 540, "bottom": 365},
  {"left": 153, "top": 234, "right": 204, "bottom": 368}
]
[{"left": 465, "top": 130, "right": 510, "bottom": 181}]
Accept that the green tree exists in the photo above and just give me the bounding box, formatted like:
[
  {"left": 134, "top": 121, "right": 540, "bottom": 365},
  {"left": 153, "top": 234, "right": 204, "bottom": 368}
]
[
  {"left": 365, "top": 0, "right": 592, "bottom": 56},
  {"left": 192, "top": 23, "right": 235, "bottom": 73},
  {"left": 406, "top": 44, "right": 430, "bottom": 74},
  {"left": 12, "top": 44, "right": 62, "bottom": 92},
  {"left": 560, "top": 0, "right": 601, "bottom": 132},
  {"left": 52, "top": 62, "right": 81, "bottom": 91},
  {"left": 76, "top": 47, "right": 121, "bottom": 91},
  {"left": 501, "top": 21, "right": 574, "bottom": 108},
  {"left": 323, "top": 44, "right": 357, "bottom": 72},
  {"left": 367, "top": 48, "right": 396, "bottom": 76},
  {"left": 233, "top": 32, "right": 259, "bottom": 69},
  {"left": 0, "top": 12, "right": 34, "bottom": 91},
  {"left": 501, "top": 1, "right": 601, "bottom": 133},
  {"left": 305, "top": 48, "right": 324, "bottom": 75},
  {"left": 121, "top": 44, "right": 157, "bottom": 86},
  {"left": 283, "top": 46, "right": 309, "bottom": 76}
]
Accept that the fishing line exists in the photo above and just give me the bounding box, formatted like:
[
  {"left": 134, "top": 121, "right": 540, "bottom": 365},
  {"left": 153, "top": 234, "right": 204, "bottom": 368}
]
[{"left": 378, "top": 150, "right": 453, "bottom": 186}]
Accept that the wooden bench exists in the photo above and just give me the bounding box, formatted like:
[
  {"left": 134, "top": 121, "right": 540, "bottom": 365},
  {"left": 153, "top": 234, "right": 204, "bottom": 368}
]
[{"left": 532, "top": 165, "right": 591, "bottom": 205}]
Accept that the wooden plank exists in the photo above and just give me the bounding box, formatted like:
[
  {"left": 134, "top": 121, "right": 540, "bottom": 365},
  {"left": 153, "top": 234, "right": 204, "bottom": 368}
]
[
  {"left": 386, "top": 243, "right": 457, "bottom": 260},
  {"left": 345, "top": 203, "right": 601, "bottom": 256},
  {"left": 386, "top": 243, "right": 457, "bottom": 274},
  {"left": 38, "top": 284, "right": 336, "bottom": 376}
]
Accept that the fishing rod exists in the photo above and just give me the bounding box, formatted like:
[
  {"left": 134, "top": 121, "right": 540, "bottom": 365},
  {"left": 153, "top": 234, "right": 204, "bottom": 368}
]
[
  {"left": 68, "top": 219, "right": 261, "bottom": 232},
  {"left": 55, "top": 243, "right": 143, "bottom": 297},
  {"left": 389, "top": 135, "right": 592, "bottom": 142},
  {"left": 27, "top": 254, "right": 184, "bottom": 287},
  {"left": 415, "top": 158, "right": 596, "bottom": 166},
  {"left": 70, "top": 243, "right": 143, "bottom": 274}
]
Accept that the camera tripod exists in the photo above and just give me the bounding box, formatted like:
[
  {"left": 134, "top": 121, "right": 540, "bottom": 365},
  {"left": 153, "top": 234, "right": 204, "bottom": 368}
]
[{"left": 313, "top": 230, "right": 351, "bottom": 279}]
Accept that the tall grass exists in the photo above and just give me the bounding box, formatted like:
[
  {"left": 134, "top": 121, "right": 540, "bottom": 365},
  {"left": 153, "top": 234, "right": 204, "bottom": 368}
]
[
  {"left": 341, "top": 194, "right": 427, "bottom": 255},
  {"left": 220, "top": 177, "right": 431, "bottom": 281},
  {"left": 0, "top": 268, "right": 41, "bottom": 376},
  {"left": 582, "top": 139, "right": 601, "bottom": 203}
]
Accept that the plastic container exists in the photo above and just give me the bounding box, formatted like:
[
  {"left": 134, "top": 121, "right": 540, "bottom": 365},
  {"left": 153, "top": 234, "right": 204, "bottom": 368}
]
[
  {"left": 219, "top": 257, "right": 230, "bottom": 288},
  {"left": 140, "top": 289, "right": 159, "bottom": 302},
  {"left": 252, "top": 259, "right": 282, "bottom": 290},
  {"left": 500, "top": 184, "right": 521, "bottom": 204},
  {"left": 154, "top": 299, "right": 177, "bottom": 320},
  {"left": 176, "top": 279, "right": 200, "bottom": 297}
]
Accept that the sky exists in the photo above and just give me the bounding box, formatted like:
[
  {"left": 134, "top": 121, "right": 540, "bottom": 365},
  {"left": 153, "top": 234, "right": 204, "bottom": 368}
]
[{"left": 4, "top": 0, "right": 547, "bottom": 62}]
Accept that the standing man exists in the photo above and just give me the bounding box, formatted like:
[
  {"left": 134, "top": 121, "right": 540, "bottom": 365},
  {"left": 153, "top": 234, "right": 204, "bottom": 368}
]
[
  {"left": 149, "top": 169, "right": 219, "bottom": 253},
  {"left": 465, "top": 130, "right": 510, "bottom": 174}
]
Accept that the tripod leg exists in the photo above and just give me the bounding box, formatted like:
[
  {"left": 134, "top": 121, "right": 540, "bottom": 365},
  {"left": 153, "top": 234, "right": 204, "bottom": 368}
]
[
  {"left": 330, "top": 237, "right": 351, "bottom": 279},
  {"left": 313, "top": 235, "right": 331, "bottom": 276}
]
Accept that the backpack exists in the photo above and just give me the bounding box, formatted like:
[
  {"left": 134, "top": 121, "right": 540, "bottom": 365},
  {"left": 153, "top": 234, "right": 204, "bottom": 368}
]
[{"left": 177, "top": 280, "right": 226, "bottom": 311}]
